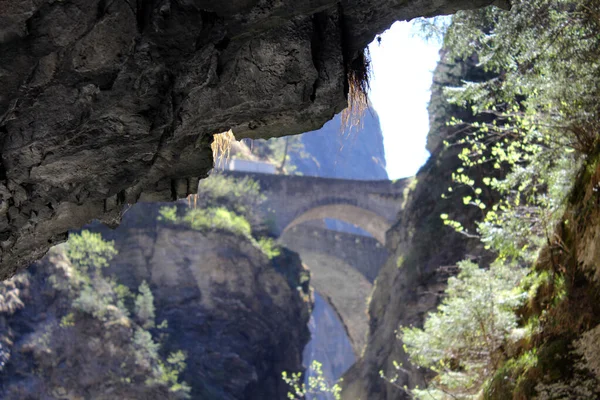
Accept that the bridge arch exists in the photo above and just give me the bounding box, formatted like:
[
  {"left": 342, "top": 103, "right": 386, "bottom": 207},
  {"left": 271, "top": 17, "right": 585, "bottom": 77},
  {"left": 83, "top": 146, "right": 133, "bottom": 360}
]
[
  {"left": 295, "top": 251, "right": 373, "bottom": 355},
  {"left": 282, "top": 203, "right": 391, "bottom": 245}
]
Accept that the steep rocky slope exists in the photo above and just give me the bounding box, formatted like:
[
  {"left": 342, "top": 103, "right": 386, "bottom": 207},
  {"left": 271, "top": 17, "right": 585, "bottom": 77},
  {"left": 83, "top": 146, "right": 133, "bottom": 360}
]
[
  {"left": 0, "top": 201, "right": 312, "bottom": 399},
  {"left": 342, "top": 49, "right": 496, "bottom": 399},
  {"left": 292, "top": 107, "right": 388, "bottom": 180},
  {"left": 0, "top": 0, "right": 508, "bottom": 278}
]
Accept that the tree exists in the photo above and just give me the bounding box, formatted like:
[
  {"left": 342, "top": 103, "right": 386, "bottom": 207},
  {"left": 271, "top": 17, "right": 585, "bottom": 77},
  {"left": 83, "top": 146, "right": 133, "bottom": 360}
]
[
  {"left": 67, "top": 230, "right": 118, "bottom": 276},
  {"left": 437, "top": 0, "right": 598, "bottom": 261},
  {"left": 401, "top": 261, "right": 526, "bottom": 399},
  {"left": 135, "top": 281, "right": 156, "bottom": 329}
]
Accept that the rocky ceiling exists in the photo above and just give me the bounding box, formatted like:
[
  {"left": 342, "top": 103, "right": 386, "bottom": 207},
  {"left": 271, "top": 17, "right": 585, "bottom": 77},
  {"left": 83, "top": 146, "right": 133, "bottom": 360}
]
[{"left": 0, "top": 0, "right": 508, "bottom": 278}]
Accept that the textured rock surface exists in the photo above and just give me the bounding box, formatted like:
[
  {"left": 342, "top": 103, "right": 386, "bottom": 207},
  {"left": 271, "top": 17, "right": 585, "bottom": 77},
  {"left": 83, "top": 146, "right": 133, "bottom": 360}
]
[
  {"left": 0, "top": 201, "right": 312, "bottom": 400},
  {"left": 87, "top": 202, "right": 312, "bottom": 400},
  {"left": 341, "top": 49, "right": 497, "bottom": 399},
  {"left": 0, "top": 0, "right": 508, "bottom": 278}
]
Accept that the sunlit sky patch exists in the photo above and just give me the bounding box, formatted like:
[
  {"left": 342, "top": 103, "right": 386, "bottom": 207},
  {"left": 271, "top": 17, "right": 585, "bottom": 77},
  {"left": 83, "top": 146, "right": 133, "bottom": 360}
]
[{"left": 368, "top": 20, "right": 445, "bottom": 180}]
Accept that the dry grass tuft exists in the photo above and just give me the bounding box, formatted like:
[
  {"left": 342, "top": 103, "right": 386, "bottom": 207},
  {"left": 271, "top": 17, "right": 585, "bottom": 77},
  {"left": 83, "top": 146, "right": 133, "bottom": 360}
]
[
  {"left": 212, "top": 129, "right": 236, "bottom": 169},
  {"left": 341, "top": 49, "right": 371, "bottom": 132}
]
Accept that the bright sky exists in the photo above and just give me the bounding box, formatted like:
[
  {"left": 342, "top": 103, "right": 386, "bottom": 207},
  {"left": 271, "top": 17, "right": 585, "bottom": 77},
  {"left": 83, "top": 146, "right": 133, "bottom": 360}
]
[{"left": 368, "top": 20, "right": 444, "bottom": 180}]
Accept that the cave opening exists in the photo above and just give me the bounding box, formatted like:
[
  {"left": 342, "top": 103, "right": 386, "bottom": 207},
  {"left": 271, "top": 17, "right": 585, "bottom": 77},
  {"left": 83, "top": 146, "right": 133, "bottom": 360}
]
[{"left": 7, "top": 1, "right": 597, "bottom": 399}]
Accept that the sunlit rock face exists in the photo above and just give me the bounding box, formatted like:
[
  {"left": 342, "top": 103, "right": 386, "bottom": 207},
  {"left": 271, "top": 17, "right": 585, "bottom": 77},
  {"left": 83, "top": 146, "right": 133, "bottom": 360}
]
[
  {"left": 0, "top": 202, "right": 312, "bottom": 399},
  {"left": 292, "top": 107, "right": 388, "bottom": 181},
  {"left": 0, "top": 0, "right": 508, "bottom": 278}
]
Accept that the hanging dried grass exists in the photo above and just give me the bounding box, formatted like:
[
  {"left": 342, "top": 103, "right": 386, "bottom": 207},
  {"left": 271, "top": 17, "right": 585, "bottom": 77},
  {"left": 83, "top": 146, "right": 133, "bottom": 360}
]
[
  {"left": 211, "top": 129, "right": 236, "bottom": 169},
  {"left": 341, "top": 49, "right": 371, "bottom": 132}
]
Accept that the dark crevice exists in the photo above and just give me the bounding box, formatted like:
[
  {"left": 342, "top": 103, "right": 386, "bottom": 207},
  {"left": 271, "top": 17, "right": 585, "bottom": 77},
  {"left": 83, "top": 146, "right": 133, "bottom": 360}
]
[
  {"left": 215, "top": 36, "right": 230, "bottom": 51},
  {"left": 310, "top": 77, "right": 319, "bottom": 103},
  {"left": 97, "top": 0, "right": 108, "bottom": 19},
  {"left": 136, "top": 0, "right": 155, "bottom": 33},
  {"left": 0, "top": 126, "right": 8, "bottom": 182},
  {"left": 337, "top": 3, "right": 351, "bottom": 99},
  {"left": 195, "top": 10, "right": 225, "bottom": 50},
  {"left": 170, "top": 179, "right": 177, "bottom": 201},
  {"left": 117, "top": 189, "right": 126, "bottom": 206},
  {"left": 214, "top": 37, "right": 230, "bottom": 77},
  {"left": 97, "top": 70, "right": 120, "bottom": 91},
  {"left": 309, "top": 12, "right": 327, "bottom": 103}
]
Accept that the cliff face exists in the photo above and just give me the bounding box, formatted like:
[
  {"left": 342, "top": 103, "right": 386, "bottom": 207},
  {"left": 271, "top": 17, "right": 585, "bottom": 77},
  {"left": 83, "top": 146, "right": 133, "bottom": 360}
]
[
  {"left": 292, "top": 107, "right": 388, "bottom": 180},
  {"left": 88, "top": 202, "right": 312, "bottom": 400},
  {"left": 0, "top": 0, "right": 508, "bottom": 278},
  {"left": 0, "top": 202, "right": 312, "bottom": 400},
  {"left": 342, "top": 50, "right": 496, "bottom": 399}
]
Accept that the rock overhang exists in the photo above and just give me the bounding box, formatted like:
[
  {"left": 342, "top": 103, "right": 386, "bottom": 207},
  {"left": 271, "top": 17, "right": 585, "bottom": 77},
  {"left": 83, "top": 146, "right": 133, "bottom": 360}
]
[{"left": 0, "top": 0, "right": 509, "bottom": 278}]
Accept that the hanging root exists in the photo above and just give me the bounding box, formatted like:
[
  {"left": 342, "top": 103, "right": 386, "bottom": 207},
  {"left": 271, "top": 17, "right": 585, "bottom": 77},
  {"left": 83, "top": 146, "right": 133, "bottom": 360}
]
[{"left": 341, "top": 49, "right": 371, "bottom": 132}]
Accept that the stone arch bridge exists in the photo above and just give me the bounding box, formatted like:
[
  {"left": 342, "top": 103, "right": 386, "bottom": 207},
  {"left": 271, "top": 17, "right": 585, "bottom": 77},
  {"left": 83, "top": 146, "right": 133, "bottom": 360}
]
[
  {"left": 223, "top": 171, "right": 408, "bottom": 354},
  {"left": 223, "top": 171, "right": 408, "bottom": 246}
]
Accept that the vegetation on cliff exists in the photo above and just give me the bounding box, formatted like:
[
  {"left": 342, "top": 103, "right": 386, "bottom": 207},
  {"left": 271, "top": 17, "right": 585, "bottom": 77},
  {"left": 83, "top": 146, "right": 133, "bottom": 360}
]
[
  {"left": 397, "top": 0, "right": 600, "bottom": 398},
  {"left": 0, "top": 231, "right": 190, "bottom": 399},
  {"left": 158, "top": 174, "right": 282, "bottom": 259}
]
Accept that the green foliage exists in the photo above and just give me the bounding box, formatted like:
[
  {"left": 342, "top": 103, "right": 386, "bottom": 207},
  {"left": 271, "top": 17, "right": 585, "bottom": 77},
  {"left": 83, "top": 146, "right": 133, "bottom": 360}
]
[
  {"left": 184, "top": 207, "right": 252, "bottom": 236},
  {"left": 282, "top": 360, "right": 342, "bottom": 400},
  {"left": 133, "top": 329, "right": 191, "bottom": 397},
  {"left": 160, "top": 351, "right": 191, "bottom": 396},
  {"left": 159, "top": 205, "right": 281, "bottom": 259},
  {"left": 411, "top": 16, "right": 452, "bottom": 44},
  {"left": 133, "top": 327, "right": 161, "bottom": 365},
  {"left": 67, "top": 230, "right": 118, "bottom": 275},
  {"left": 59, "top": 312, "right": 75, "bottom": 328},
  {"left": 72, "top": 284, "right": 114, "bottom": 319},
  {"left": 256, "top": 237, "right": 281, "bottom": 259},
  {"left": 61, "top": 232, "right": 190, "bottom": 397},
  {"left": 401, "top": 260, "right": 526, "bottom": 399},
  {"left": 250, "top": 135, "right": 309, "bottom": 175},
  {"left": 485, "top": 349, "right": 539, "bottom": 400},
  {"left": 135, "top": 281, "right": 156, "bottom": 329},
  {"left": 396, "top": 255, "right": 405, "bottom": 268},
  {"left": 197, "top": 174, "right": 265, "bottom": 221},
  {"left": 66, "top": 232, "right": 122, "bottom": 319},
  {"left": 436, "top": 0, "right": 600, "bottom": 262},
  {"left": 158, "top": 206, "right": 178, "bottom": 223}
]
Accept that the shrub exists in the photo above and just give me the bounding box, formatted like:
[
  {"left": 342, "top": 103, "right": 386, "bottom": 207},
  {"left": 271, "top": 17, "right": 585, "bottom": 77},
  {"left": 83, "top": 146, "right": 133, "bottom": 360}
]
[
  {"left": 135, "top": 281, "right": 155, "bottom": 329},
  {"left": 159, "top": 205, "right": 279, "bottom": 258},
  {"left": 61, "top": 232, "right": 190, "bottom": 397},
  {"left": 400, "top": 261, "right": 527, "bottom": 399},
  {"left": 182, "top": 207, "right": 252, "bottom": 237},
  {"left": 257, "top": 237, "right": 281, "bottom": 259},
  {"left": 158, "top": 206, "right": 178, "bottom": 223},
  {"left": 67, "top": 230, "right": 118, "bottom": 276},
  {"left": 282, "top": 360, "right": 342, "bottom": 400},
  {"left": 436, "top": 0, "right": 597, "bottom": 262},
  {"left": 197, "top": 174, "right": 265, "bottom": 221}
]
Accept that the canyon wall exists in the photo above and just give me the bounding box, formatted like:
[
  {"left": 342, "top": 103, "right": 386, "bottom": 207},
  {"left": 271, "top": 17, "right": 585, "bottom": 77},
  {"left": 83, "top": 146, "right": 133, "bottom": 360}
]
[{"left": 0, "top": 201, "right": 312, "bottom": 399}]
